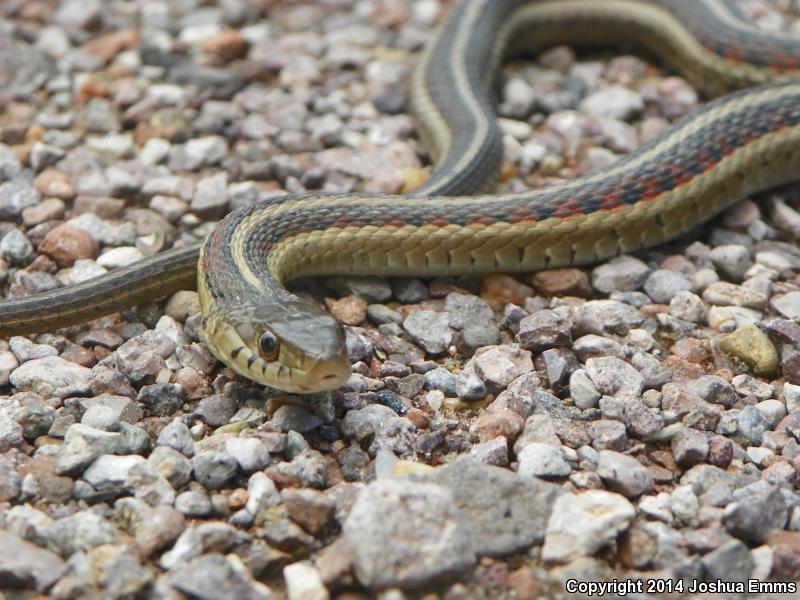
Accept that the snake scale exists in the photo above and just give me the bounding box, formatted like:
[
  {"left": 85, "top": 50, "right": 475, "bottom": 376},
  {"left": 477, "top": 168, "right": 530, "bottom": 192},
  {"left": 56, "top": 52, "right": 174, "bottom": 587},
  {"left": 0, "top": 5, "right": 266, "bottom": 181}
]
[{"left": 1, "top": 0, "right": 800, "bottom": 392}]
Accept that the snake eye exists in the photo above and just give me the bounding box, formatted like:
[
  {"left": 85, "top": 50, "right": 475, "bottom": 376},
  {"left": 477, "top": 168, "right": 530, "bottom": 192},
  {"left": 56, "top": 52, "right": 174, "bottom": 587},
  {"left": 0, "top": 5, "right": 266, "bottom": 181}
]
[{"left": 258, "top": 332, "right": 279, "bottom": 361}]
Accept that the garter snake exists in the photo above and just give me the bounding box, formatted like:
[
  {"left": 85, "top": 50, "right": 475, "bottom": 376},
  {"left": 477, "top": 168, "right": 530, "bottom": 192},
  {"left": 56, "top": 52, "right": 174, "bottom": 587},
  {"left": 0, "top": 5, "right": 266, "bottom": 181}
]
[{"left": 2, "top": 0, "right": 800, "bottom": 393}]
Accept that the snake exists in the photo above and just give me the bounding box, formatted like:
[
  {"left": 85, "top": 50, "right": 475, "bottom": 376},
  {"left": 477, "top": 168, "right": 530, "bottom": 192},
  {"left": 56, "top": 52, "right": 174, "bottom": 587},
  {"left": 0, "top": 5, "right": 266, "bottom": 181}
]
[{"left": 1, "top": 0, "right": 800, "bottom": 393}]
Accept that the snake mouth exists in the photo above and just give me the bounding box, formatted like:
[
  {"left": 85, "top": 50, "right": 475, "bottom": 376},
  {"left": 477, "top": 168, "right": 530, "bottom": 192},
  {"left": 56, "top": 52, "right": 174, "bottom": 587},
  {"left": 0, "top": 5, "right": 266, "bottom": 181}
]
[
  {"left": 203, "top": 315, "right": 351, "bottom": 393},
  {"left": 292, "top": 352, "right": 352, "bottom": 393}
]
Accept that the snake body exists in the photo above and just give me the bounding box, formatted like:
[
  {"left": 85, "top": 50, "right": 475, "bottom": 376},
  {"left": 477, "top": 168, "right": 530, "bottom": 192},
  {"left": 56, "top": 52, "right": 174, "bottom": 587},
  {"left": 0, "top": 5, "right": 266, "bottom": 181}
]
[{"left": 2, "top": 0, "right": 800, "bottom": 392}]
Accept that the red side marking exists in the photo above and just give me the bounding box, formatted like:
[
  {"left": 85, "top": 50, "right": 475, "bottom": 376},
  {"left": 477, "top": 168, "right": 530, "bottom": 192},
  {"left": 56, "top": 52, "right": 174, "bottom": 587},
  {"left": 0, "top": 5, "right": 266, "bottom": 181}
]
[
  {"left": 724, "top": 49, "right": 743, "bottom": 64},
  {"left": 641, "top": 179, "right": 661, "bottom": 201},
  {"left": 599, "top": 193, "right": 620, "bottom": 211},
  {"left": 470, "top": 215, "right": 496, "bottom": 226},
  {"left": 332, "top": 216, "right": 361, "bottom": 228},
  {"left": 508, "top": 207, "right": 535, "bottom": 223}
]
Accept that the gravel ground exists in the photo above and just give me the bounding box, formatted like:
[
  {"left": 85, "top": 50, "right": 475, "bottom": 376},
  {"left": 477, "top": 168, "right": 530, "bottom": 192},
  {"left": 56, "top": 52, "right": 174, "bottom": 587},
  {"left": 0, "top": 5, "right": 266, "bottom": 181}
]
[{"left": 2, "top": 0, "right": 800, "bottom": 599}]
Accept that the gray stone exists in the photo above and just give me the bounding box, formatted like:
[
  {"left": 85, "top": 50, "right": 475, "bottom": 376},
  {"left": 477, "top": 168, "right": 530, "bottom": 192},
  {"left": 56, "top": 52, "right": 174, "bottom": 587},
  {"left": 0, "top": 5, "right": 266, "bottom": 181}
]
[
  {"left": 43, "top": 510, "right": 118, "bottom": 557},
  {"left": 455, "top": 368, "right": 487, "bottom": 400},
  {"left": 391, "top": 277, "right": 429, "bottom": 303},
  {"left": 784, "top": 382, "right": 800, "bottom": 413},
  {"left": 0, "top": 455, "right": 21, "bottom": 501},
  {"left": 668, "top": 485, "right": 699, "bottom": 526},
  {"left": 191, "top": 450, "right": 238, "bottom": 489},
  {"left": 772, "top": 291, "right": 800, "bottom": 319},
  {"left": 403, "top": 310, "right": 452, "bottom": 354},
  {"left": 516, "top": 309, "right": 571, "bottom": 352},
  {"left": 680, "top": 464, "right": 735, "bottom": 497},
  {"left": 755, "top": 399, "right": 786, "bottom": 428},
  {"left": 245, "top": 471, "right": 281, "bottom": 515},
  {"left": 417, "top": 457, "right": 563, "bottom": 556},
  {"left": 737, "top": 405, "right": 770, "bottom": 445},
  {"left": 0, "top": 229, "right": 34, "bottom": 265},
  {"left": 82, "top": 454, "right": 145, "bottom": 493},
  {"left": 147, "top": 445, "right": 192, "bottom": 488},
  {"left": 469, "top": 436, "right": 508, "bottom": 466},
  {"left": 175, "top": 490, "right": 213, "bottom": 517},
  {"left": 81, "top": 404, "right": 120, "bottom": 431},
  {"left": 159, "top": 522, "right": 247, "bottom": 570},
  {"left": 731, "top": 374, "right": 773, "bottom": 399},
  {"left": 194, "top": 394, "right": 237, "bottom": 428},
  {"left": 424, "top": 367, "right": 458, "bottom": 396},
  {"left": 10, "top": 356, "right": 92, "bottom": 398},
  {"left": 157, "top": 418, "right": 195, "bottom": 456},
  {"left": 569, "top": 369, "right": 600, "bottom": 410},
  {"left": 722, "top": 482, "right": 788, "bottom": 544},
  {"left": 343, "top": 478, "right": 475, "bottom": 589},
  {"left": 55, "top": 423, "right": 128, "bottom": 475},
  {"left": 585, "top": 356, "right": 643, "bottom": 402},
  {"left": 0, "top": 180, "right": 41, "bottom": 220},
  {"left": 586, "top": 419, "right": 627, "bottom": 450},
  {"left": 269, "top": 449, "right": 327, "bottom": 488},
  {"left": 0, "top": 531, "right": 66, "bottom": 591},
  {"left": 579, "top": 84, "right": 643, "bottom": 120},
  {"left": 270, "top": 405, "right": 322, "bottom": 433},
  {"left": 327, "top": 275, "right": 392, "bottom": 302},
  {"left": 710, "top": 245, "right": 752, "bottom": 281},
  {"left": 517, "top": 442, "right": 571, "bottom": 478},
  {"left": 669, "top": 291, "right": 708, "bottom": 323},
  {"left": 573, "top": 300, "right": 644, "bottom": 334},
  {"left": 596, "top": 450, "right": 653, "bottom": 497},
  {"left": 470, "top": 345, "right": 533, "bottom": 388},
  {"left": 572, "top": 334, "right": 625, "bottom": 361},
  {"left": 644, "top": 270, "right": 693, "bottom": 304},
  {"left": 367, "top": 304, "right": 402, "bottom": 325},
  {"left": 591, "top": 255, "right": 650, "bottom": 293},
  {"left": 671, "top": 429, "right": 709, "bottom": 467},
  {"left": 459, "top": 320, "right": 501, "bottom": 355},
  {"left": 444, "top": 293, "right": 494, "bottom": 329},
  {"left": 225, "top": 437, "right": 270, "bottom": 472},
  {"left": 701, "top": 540, "right": 754, "bottom": 584},
  {"left": 630, "top": 352, "right": 672, "bottom": 389},
  {"left": 341, "top": 404, "right": 398, "bottom": 440},
  {"left": 166, "top": 553, "right": 272, "bottom": 600},
  {"left": 688, "top": 375, "right": 735, "bottom": 408},
  {"left": 542, "top": 490, "right": 635, "bottom": 563}
]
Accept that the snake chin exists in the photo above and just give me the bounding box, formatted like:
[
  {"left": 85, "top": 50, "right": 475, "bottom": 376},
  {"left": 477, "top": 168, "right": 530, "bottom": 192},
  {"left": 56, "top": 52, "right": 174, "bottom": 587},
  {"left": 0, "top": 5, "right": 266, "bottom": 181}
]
[{"left": 207, "top": 299, "right": 351, "bottom": 393}]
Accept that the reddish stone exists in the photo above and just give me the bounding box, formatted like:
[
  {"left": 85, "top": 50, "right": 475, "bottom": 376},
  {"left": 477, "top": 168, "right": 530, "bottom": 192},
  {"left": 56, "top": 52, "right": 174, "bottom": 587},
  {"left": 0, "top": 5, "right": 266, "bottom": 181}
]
[
  {"left": 81, "top": 28, "right": 139, "bottom": 64},
  {"left": 481, "top": 273, "right": 533, "bottom": 310},
  {"left": 324, "top": 295, "right": 367, "bottom": 326},
  {"left": 529, "top": 268, "right": 591, "bottom": 298},
  {"left": 639, "top": 304, "right": 669, "bottom": 318},
  {"left": 670, "top": 338, "right": 708, "bottom": 364},
  {"left": 707, "top": 434, "right": 733, "bottom": 468},
  {"left": 39, "top": 224, "right": 99, "bottom": 267},
  {"left": 766, "top": 531, "right": 800, "bottom": 579},
  {"left": 73, "top": 195, "right": 126, "bottom": 219},
  {"left": 282, "top": 488, "right": 336, "bottom": 535},
  {"left": 202, "top": 29, "right": 249, "bottom": 62},
  {"left": 32, "top": 168, "right": 74, "bottom": 199},
  {"left": 471, "top": 409, "right": 524, "bottom": 444}
]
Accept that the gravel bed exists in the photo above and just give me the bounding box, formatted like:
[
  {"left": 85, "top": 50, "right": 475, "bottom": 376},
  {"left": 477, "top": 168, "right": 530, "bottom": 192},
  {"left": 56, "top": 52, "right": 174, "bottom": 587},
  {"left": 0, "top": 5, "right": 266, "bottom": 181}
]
[{"left": 1, "top": 0, "right": 800, "bottom": 598}]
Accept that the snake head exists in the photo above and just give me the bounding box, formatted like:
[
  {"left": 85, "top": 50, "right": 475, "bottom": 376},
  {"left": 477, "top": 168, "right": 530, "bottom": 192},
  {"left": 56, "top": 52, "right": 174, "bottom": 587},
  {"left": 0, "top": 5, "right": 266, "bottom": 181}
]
[{"left": 204, "top": 299, "right": 351, "bottom": 394}]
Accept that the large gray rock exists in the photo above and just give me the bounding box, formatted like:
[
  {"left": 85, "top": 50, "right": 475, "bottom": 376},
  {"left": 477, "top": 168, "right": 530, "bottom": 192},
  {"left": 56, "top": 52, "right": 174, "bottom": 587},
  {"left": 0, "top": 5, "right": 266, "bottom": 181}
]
[
  {"left": 0, "top": 531, "right": 66, "bottom": 591},
  {"left": 43, "top": 510, "right": 118, "bottom": 557},
  {"left": 166, "top": 553, "right": 273, "bottom": 600},
  {"left": 542, "top": 490, "right": 635, "bottom": 564},
  {"left": 343, "top": 478, "right": 475, "bottom": 590},
  {"left": 418, "top": 457, "right": 564, "bottom": 555},
  {"left": 10, "top": 356, "right": 92, "bottom": 398}
]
